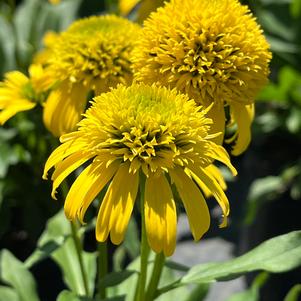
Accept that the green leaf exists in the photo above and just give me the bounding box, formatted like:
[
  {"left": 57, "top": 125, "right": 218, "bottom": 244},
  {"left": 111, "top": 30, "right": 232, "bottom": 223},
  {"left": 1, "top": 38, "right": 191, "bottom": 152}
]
[
  {"left": 13, "top": 0, "right": 41, "bottom": 68},
  {"left": 257, "top": 10, "right": 295, "bottom": 41},
  {"left": 123, "top": 218, "right": 140, "bottom": 259},
  {"left": 0, "top": 286, "right": 20, "bottom": 301},
  {"left": 56, "top": 290, "right": 96, "bottom": 301},
  {"left": 165, "top": 260, "right": 189, "bottom": 272},
  {"left": 183, "top": 283, "right": 210, "bottom": 301},
  {"left": 46, "top": 0, "right": 83, "bottom": 31},
  {"left": 32, "top": 0, "right": 83, "bottom": 47},
  {"left": 286, "top": 108, "right": 301, "bottom": 134},
  {"left": 25, "top": 209, "right": 70, "bottom": 268},
  {"left": 266, "top": 35, "right": 299, "bottom": 54},
  {"left": 0, "top": 141, "right": 30, "bottom": 178},
  {"left": 0, "top": 250, "right": 40, "bottom": 301},
  {"left": 260, "top": 0, "right": 292, "bottom": 4},
  {"left": 181, "top": 231, "right": 301, "bottom": 284},
  {"left": 156, "top": 263, "right": 189, "bottom": 301},
  {"left": 244, "top": 176, "right": 284, "bottom": 224},
  {"left": 0, "top": 15, "right": 16, "bottom": 73},
  {"left": 98, "top": 271, "right": 136, "bottom": 288},
  {"left": 226, "top": 272, "right": 269, "bottom": 301},
  {"left": 52, "top": 237, "right": 97, "bottom": 295},
  {"left": 110, "top": 254, "right": 188, "bottom": 301},
  {"left": 284, "top": 284, "right": 301, "bottom": 301}
]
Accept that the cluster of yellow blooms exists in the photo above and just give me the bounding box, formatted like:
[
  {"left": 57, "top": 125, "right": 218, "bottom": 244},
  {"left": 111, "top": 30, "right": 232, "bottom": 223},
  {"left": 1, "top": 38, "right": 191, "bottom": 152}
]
[{"left": 0, "top": 0, "right": 271, "bottom": 256}]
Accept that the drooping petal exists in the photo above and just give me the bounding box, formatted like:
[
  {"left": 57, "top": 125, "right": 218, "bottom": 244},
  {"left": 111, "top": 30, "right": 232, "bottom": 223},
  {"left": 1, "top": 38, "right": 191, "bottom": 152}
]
[
  {"left": 229, "top": 102, "right": 254, "bottom": 156},
  {"left": 186, "top": 165, "right": 227, "bottom": 198},
  {"left": 0, "top": 101, "right": 36, "bottom": 125},
  {"left": 205, "top": 165, "right": 227, "bottom": 191},
  {"left": 96, "top": 163, "right": 139, "bottom": 245},
  {"left": 206, "top": 141, "right": 237, "bottom": 176},
  {"left": 43, "top": 82, "right": 88, "bottom": 137},
  {"left": 51, "top": 151, "right": 94, "bottom": 199},
  {"left": 43, "top": 139, "right": 86, "bottom": 179},
  {"left": 145, "top": 173, "right": 177, "bottom": 256},
  {"left": 169, "top": 166, "right": 210, "bottom": 241},
  {"left": 205, "top": 103, "right": 225, "bottom": 145},
  {"left": 188, "top": 165, "right": 230, "bottom": 227},
  {"left": 64, "top": 160, "right": 118, "bottom": 221},
  {"left": 109, "top": 166, "right": 139, "bottom": 245},
  {"left": 4, "top": 71, "right": 28, "bottom": 88}
]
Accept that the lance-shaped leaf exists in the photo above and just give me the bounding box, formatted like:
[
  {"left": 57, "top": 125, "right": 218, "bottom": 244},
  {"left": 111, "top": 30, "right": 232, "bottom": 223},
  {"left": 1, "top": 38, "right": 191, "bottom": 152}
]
[{"left": 181, "top": 231, "right": 301, "bottom": 284}]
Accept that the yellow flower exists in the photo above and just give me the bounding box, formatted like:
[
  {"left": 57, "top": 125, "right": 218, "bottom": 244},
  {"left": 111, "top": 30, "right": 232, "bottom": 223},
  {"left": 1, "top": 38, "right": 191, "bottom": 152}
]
[
  {"left": 0, "top": 65, "right": 52, "bottom": 125},
  {"left": 43, "top": 84, "right": 237, "bottom": 256},
  {"left": 42, "top": 15, "right": 141, "bottom": 137},
  {"left": 133, "top": 0, "right": 272, "bottom": 155}
]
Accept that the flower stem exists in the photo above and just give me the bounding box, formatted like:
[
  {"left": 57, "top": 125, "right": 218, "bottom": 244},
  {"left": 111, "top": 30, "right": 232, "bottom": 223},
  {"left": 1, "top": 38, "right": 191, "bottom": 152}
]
[
  {"left": 135, "top": 176, "right": 150, "bottom": 301},
  {"left": 97, "top": 241, "right": 108, "bottom": 299},
  {"left": 70, "top": 221, "right": 90, "bottom": 296},
  {"left": 61, "top": 181, "right": 90, "bottom": 297},
  {"left": 145, "top": 252, "right": 165, "bottom": 301}
]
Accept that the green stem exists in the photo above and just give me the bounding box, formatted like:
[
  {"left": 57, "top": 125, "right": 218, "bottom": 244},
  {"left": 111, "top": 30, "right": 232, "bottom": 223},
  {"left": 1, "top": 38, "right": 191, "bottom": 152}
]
[
  {"left": 60, "top": 181, "right": 90, "bottom": 297},
  {"left": 70, "top": 221, "right": 90, "bottom": 296},
  {"left": 135, "top": 177, "right": 150, "bottom": 301},
  {"left": 97, "top": 241, "right": 108, "bottom": 300},
  {"left": 145, "top": 252, "right": 165, "bottom": 301}
]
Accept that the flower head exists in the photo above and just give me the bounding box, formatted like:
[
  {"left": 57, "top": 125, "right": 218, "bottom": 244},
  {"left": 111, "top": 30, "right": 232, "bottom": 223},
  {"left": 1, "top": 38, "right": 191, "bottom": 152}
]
[
  {"left": 44, "top": 84, "right": 236, "bottom": 256},
  {"left": 133, "top": 0, "right": 272, "bottom": 155},
  {"left": 0, "top": 64, "right": 52, "bottom": 125},
  {"left": 42, "top": 15, "right": 141, "bottom": 137}
]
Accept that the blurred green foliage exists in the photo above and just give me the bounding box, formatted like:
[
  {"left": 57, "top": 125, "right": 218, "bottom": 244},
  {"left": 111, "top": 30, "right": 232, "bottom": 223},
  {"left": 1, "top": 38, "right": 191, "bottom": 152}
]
[{"left": 0, "top": 0, "right": 300, "bottom": 301}]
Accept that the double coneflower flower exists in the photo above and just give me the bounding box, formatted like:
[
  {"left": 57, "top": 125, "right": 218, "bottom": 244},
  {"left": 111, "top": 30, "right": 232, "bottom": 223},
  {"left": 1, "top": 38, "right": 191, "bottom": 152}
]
[
  {"left": 44, "top": 84, "right": 237, "bottom": 256},
  {"left": 133, "top": 0, "right": 272, "bottom": 155},
  {"left": 0, "top": 15, "right": 141, "bottom": 136}
]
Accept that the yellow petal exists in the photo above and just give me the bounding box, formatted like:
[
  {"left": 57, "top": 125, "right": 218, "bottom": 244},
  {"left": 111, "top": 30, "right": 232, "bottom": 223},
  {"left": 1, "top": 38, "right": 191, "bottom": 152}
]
[
  {"left": 205, "top": 103, "right": 225, "bottom": 145},
  {"left": 0, "top": 101, "right": 36, "bottom": 125},
  {"left": 188, "top": 165, "right": 230, "bottom": 226},
  {"left": 186, "top": 165, "right": 227, "bottom": 198},
  {"left": 145, "top": 173, "right": 177, "bottom": 256},
  {"left": 5, "top": 71, "right": 28, "bottom": 88},
  {"left": 43, "top": 82, "right": 88, "bottom": 137},
  {"left": 109, "top": 165, "right": 139, "bottom": 245},
  {"left": 43, "top": 139, "right": 85, "bottom": 179},
  {"left": 205, "top": 165, "right": 227, "bottom": 191},
  {"left": 230, "top": 102, "right": 254, "bottom": 156},
  {"left": 96, "top": 163, "right": 138, "bottom": 245},
  {"left": 206, "top": 141, "right": 237, "bottom": 176},
  {"left": 64, "top": 160, "right": 118, "bottom": 221},
  {"left": 119, "top": 0, "right": 140, "bottom": 16},
  {"left": 169, "top": 167, "right": 210, "bottom": 241},
  {"left": 51, "top": 151, "right": 94, "bottom": 199},
  {"left": 77, "top": 160, "right": 119, "bottom": 223}
]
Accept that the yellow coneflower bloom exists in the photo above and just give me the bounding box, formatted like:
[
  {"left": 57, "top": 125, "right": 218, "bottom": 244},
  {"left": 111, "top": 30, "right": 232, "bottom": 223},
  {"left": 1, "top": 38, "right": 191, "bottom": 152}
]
[
  {"left": 43, "top": 84, "right": 237, "bottom": 256},
  {"left": 133, "top": 0, "right": 272, "bottom": 155},
  {"left": 0, "top": 65, "right": 53, "bottom": 125},
  {"left": 42, "top": 15, "right": 141, "bottom": 137}
]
